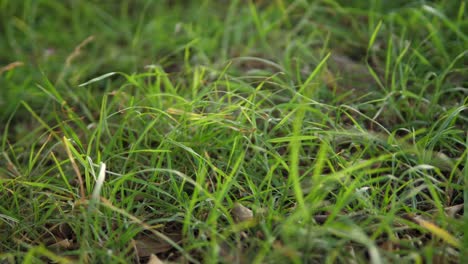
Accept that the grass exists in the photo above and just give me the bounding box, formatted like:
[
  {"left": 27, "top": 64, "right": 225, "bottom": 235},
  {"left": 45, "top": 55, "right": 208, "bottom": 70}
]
[{"left": 0, "top": 0, "right": 467, "bottom": 263}]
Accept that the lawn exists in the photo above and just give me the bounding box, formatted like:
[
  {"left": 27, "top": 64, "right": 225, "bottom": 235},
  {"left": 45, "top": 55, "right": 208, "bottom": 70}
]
[{"left": 0, "top": 0, "right": 467, "bottom": 263}]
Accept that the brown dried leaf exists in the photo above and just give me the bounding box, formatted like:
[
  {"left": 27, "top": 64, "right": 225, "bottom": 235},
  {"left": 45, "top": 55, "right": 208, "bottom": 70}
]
[
  {"left": 147, "top": 254, "right": 164, "bottom": 264},
  {"left": 49, "top": 239, "right": 73, "bottom": 250},
  {"left": 133, "top": 233, "right": 182, "bottom": 258},
  {"left": 444, "top": 204, "right": 463, "bottom": 218},
  {"left": 134, "top": 238, "right": 172, "bottom": 257},
  {"left": 231, "top": 203, "right": 253, "bottom": 223}
]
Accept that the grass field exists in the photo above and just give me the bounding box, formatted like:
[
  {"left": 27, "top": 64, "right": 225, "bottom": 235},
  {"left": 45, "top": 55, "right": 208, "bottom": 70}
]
[{"left": 0, "top": 0, "right": 467, "bottom": 263}]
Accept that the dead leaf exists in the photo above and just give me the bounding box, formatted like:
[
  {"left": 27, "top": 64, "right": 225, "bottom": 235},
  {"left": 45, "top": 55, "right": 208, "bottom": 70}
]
[
  {"left": 444, "top": 204, "right": 463, "bottom": 218},
  {"left": 425, "top": 204, "right": 464, "bottom": 218},
  {"left": 133, "top": 233, "right": 182, "bottom": 258},
  {"left": 231, "top": 203, "right": 253, "bottom": 223},
  {"left": 49, "top": 239, "right": 73, "bottom": 250},
  {"left": 147, "top": 254, "right": 164, "bottom": 264}
]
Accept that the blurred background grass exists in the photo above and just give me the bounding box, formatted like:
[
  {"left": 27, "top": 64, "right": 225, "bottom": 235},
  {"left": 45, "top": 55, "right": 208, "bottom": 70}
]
[{"left": 2, "top": 0, "right": 465, "bottom": 123}]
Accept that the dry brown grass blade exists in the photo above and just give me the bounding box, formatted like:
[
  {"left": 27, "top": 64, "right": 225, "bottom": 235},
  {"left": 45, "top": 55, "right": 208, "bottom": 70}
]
[
  {"left": 65, "top": 35, "right": 95, "bottom": 67},
  {"left": 0, "top": 61, "right": 24, "bottom": 75},
  {"left": 409, "top": 215, "right": 461, "bottom": 248}
]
